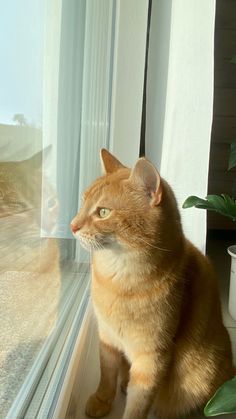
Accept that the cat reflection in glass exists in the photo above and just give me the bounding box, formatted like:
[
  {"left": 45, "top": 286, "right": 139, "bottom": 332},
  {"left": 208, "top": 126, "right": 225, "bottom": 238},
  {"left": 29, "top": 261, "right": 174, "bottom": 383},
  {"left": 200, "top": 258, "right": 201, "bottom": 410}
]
[{"left": 71, "top": 149, "right": 234, "bottom": 419}]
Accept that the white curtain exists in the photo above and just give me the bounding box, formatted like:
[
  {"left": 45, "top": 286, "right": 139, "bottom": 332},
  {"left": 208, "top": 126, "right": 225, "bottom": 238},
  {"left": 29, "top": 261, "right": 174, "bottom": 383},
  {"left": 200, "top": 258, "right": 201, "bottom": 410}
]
[
  {"left": 146, "top": 0, "right": 216, "bottom": 253},
  {"left": 42, "top": 0, "right": 115, "bottom": 246}
]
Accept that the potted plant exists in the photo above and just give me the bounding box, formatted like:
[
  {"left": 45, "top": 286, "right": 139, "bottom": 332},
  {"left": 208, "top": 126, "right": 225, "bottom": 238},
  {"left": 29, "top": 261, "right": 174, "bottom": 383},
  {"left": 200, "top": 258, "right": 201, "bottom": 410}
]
[{"left": 183, "top": 141, "right": 236, "bottom": 416}]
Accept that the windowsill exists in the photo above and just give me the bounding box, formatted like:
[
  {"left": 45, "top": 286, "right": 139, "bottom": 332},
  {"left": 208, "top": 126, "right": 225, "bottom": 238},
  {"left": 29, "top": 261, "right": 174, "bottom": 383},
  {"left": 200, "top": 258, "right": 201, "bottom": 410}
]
[{"left": 5, "top": 261, "right": 90, "bottom": 419}]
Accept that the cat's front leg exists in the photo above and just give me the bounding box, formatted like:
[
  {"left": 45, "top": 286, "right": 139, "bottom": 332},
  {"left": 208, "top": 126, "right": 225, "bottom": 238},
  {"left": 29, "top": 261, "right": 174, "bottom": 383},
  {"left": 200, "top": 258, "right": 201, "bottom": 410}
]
[
  {"left": 122, "top": 351, "right": 166, "bottom": 419},
  {"left": 86, "top": 340, "right": 120, "bottom": 418},
  {"left": 120, "top": 354, "right": 130, "bottom": 394}
]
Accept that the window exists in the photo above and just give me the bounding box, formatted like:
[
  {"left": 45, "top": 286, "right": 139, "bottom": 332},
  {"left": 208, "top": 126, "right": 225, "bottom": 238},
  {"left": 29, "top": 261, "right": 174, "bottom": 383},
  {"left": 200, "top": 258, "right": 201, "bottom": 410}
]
[{"left": 0, "top": 0, "right": 115, "bottom": 417}]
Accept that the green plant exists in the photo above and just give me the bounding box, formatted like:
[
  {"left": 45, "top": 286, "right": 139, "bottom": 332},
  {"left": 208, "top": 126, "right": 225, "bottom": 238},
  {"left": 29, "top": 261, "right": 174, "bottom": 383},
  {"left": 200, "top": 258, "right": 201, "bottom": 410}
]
[
  {"left": 183, "top": 141, "right": 236, "bottom": 220},
  {"left": 204, "top": 376, "right": 236, "bottom": 416}
]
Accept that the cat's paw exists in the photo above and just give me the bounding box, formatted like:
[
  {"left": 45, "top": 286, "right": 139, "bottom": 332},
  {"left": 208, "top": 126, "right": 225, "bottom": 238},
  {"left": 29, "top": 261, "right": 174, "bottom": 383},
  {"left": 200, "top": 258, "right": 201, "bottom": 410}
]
[{"left": 85, "top": 394, "right": 112, "bottom": 417}]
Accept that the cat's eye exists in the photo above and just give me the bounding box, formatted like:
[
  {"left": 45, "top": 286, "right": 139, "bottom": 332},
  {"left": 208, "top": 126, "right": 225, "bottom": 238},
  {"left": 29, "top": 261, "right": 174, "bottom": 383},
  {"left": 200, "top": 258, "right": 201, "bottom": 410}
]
[{"left": 98, "top": 207, "right": 111, "bottom": 218}]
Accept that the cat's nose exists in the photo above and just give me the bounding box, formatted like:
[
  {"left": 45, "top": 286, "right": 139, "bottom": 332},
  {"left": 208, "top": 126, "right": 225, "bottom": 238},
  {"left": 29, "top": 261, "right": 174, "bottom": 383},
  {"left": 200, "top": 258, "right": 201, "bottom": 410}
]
[{"left": 70, "top": 223, "right": 80, "bottom": 233}]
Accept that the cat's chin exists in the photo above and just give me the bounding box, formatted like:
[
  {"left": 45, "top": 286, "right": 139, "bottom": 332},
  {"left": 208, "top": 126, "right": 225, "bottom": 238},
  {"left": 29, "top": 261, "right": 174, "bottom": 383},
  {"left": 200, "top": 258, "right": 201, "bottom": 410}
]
[
  {"left": 72, "top": 232, "right": 93, "bottom": 250},
  {"left": 80, "top": 242, "right": 94, "bottom": 251},
  {"left": 73, "top": 231, "right": 118, "bottom": 252},
  {"left": 79, "top": 241, "right": 112, "bottom": 252},
  {"left": 82, "top": 240, "right": 120, "bottom": 252}
]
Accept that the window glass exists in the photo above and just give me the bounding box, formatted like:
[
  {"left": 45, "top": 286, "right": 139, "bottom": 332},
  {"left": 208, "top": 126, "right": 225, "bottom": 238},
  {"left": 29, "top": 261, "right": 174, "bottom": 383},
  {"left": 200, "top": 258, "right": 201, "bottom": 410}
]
[
  {"left": 0, "top": 1, "right": 50, "bottom": 415},
  {"left": 0, "top": 0, "right": 114, "bottom": 416}
]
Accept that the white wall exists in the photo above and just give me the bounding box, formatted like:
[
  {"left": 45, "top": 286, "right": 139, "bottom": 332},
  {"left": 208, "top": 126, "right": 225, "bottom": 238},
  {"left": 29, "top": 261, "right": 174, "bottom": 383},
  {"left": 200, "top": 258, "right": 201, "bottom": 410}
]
[{"left": 146, "top": 0, "right": 216, "bottom": 252}]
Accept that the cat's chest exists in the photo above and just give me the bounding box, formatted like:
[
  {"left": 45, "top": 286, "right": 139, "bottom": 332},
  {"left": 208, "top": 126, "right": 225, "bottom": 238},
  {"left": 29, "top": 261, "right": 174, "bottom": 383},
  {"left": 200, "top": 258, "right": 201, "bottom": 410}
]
[
  {"left": 91, "top": 253, "right": 167, "bottom": 350},
  {"left": 91, "top": 272, "right": 136, "bottom": 324},
  {"left": 91, "top": 275, "right": 141, "bottom": 352},
  {"left": 91, "top": 271, "right": 168, "bottom": 358}
]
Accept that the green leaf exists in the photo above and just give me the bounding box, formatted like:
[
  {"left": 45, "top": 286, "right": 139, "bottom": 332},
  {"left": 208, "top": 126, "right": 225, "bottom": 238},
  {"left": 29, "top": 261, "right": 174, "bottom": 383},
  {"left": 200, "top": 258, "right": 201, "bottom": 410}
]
[
  {"left": 230, "top": 55, "right": 236, "bottom": 64},
  {"left": 228, "top": 141, "right": 236, "bottom": 170},
  {"left": 204, "top": 376, "right": 236, "bottom": 416},
  {"left": 207, "top": 194, "right": 235, "bottom": 217},
  {"left": 182, "top": 194, "right": 236, "bottom": 220},
  {"left": 182, "top": 196, "right": 209, "bottom": 209}
]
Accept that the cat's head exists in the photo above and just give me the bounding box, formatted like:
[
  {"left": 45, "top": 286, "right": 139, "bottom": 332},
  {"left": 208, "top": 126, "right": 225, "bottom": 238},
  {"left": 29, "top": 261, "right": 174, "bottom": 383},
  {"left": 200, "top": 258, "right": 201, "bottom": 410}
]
[
  {"left": 0, "top": 148, "right": 58, "bottom": 233},
  {"left": 70, "top": 149, "right": 181, "bottom": 253},
  {"left": 0, "top": 151, "right": 43, "bottom": 219}
]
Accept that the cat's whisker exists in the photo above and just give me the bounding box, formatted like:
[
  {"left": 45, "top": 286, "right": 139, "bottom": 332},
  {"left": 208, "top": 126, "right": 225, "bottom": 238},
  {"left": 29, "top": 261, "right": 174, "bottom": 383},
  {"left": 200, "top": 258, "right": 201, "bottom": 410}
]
[
  {"left": 136, "top": 236, "right": 171, "bottom": 252},
  {"left": 81, "top": 235, "right": 105, "bottom": 251},
  {"left": 93, "top": 240, "right": 104, "bottom": 251}
]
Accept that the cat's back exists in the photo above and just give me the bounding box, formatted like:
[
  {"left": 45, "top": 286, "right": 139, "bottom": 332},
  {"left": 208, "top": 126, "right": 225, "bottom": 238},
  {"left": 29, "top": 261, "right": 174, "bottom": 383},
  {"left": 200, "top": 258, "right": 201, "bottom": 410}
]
[
  {"left": 183, "top": 240, "right": 221, "bottom": 310},
  {"left": 175, "top": 239, "right": 231, "bottom": 354}
]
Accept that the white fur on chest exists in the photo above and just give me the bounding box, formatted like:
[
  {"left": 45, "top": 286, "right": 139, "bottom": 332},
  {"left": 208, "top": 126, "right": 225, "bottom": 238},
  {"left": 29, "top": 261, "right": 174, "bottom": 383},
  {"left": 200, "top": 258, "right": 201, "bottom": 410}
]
[
  {"left": 95, "top": 308, "right": 126, "bottom": 352},
  {"left": 93, "top": 247, "right": 152, "bottom": 283},
  {"left": 91, "top": 248, "right": 156, "bottom": 356}
]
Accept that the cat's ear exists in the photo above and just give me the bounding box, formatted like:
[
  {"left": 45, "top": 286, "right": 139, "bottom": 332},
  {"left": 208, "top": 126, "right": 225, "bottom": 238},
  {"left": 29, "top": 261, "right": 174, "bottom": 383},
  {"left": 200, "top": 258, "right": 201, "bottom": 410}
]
[
  {"left": 129, "top": 158, "right": 162, "bottom": 206},
  {"left": 23, "top": 146, "right": 52, "bottom": 170},
  {"left": 100, "top": 149, "right": 126, "bottom": 174}
]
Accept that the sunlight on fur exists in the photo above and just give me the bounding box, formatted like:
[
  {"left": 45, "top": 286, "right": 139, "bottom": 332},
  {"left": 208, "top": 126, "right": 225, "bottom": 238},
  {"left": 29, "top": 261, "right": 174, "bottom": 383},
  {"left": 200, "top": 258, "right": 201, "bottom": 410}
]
[{"left": 71, "top": 149, "right": 234, "bottom": 419}]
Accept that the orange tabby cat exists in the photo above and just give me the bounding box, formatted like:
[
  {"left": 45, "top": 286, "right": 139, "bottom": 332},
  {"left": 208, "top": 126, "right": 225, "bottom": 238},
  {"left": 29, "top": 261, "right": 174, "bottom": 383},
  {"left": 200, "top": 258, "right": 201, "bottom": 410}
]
[{"left": 71, "top": 149, "right": 234, "bottom": 419}]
